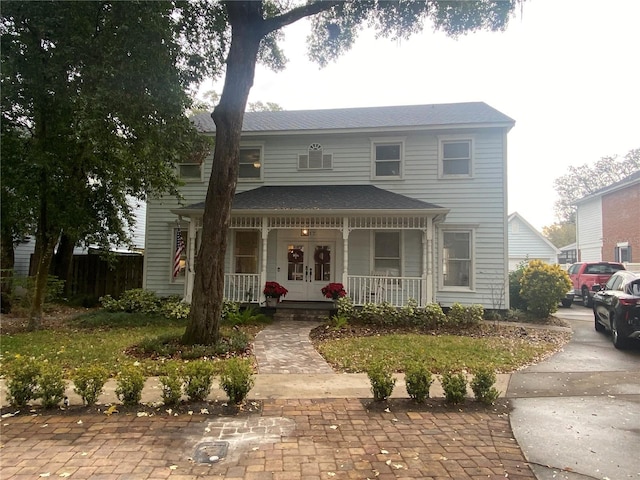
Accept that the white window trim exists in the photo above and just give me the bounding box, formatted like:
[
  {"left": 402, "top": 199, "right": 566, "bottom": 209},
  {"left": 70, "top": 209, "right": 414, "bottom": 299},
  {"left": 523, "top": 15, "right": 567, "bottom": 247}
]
[
  {"left": 298, "top": 143, "right": 333, "bottom": 170},
  {"left": 370, "top": 230, "right": 403, "bottom": 277},
  {"left": 438, "top": 135, "right": 474, "bottom": 179},
  {"left": 370, "top": 136, "right": 405, "bottom": 180},
  {"left": 177, "top": 161, "right": 204, "bottom": 182},
  {"left": 238, "top": 143, "right": 264, "bottom": 182},
  {"left": 438, "top": 226, "right": 476, "bottom": 292}
]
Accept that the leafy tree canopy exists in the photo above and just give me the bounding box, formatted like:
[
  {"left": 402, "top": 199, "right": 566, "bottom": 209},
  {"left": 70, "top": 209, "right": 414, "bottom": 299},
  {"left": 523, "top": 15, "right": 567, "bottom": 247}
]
[
  {"left": 0, "top": 1, "right": 220, "bottom": 326},
  {"left": 553, "top": 148, "right": 640, "bottom": 223},
  {"left": 542, "top": 222, "right": 576, "bottom": 248}
]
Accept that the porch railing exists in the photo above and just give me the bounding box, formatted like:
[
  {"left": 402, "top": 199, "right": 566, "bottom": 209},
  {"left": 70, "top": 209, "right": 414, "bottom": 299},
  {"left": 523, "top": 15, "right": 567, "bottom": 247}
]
[
  {"left": 223, "top": 273, "right": 261, "bottom": 303},
  {"left": 347, "top": 275, "right": 423, "bottom": 307}
]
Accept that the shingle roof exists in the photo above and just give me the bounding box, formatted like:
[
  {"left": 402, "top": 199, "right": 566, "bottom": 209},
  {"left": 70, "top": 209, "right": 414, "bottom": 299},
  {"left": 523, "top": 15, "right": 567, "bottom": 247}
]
[
  {"left": 191, "top": 102, "right": 514, "bottom": 133},
  {"left": 177, "top": 185, "right": 445, "bottom": 213},
  {"left": 575, "top": 170, "right": 640, "bottom": 204}
]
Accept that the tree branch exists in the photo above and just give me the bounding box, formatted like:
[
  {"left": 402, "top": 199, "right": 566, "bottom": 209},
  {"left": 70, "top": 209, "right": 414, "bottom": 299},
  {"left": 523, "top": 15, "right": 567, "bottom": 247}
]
[{"left": 261, "top": 0, "right": 342, "bottom": 36}]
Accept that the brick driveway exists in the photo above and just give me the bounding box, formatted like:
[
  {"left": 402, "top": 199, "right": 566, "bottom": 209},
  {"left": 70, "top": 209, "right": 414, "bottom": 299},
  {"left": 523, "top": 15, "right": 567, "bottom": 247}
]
[{"left": 1, "top": 398, "right": 534, "bottom": 480}]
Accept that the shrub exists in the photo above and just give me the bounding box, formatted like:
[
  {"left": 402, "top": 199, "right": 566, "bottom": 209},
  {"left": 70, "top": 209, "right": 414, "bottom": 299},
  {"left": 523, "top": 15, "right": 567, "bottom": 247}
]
[
  {"left": 12, "top": 275, "right": 65, "bottom": 308},
  {"left": 359, "top": 302, "right": 399, "bottom": 326},
  {"left": 509, "top": 260, "right": 529, "bottom": 310},
  {"left": 37, "top": 363, "right": 66, "bottom": 409},
  {"left": 328, "top": 314, "right": 349, "bottom": 330},
  {"left": 447, "top": 303, "right": 484, "bottom": 325},
  {"left": 417, "top": 303, "right": 447, "bottom": 327},
  {"left": 100, "top": 288, "right": 162, "bottom": 314},
  {"left": 404, "top": 362, "right": 433, "bottom": 403},
  {"left": 73, "top": 365, "right": 109, "bottom": 406},
  {"left": 182, "top": 360, "right": 215, "bottom": 402},
  {"left": 336, "top": 296, "right": 356, "bottom": 319},
  {"left": 224, "top": 306, "right": 269, "bottom": 326},
  {"left": 520, "top": 260, "right": 572, "bottom": 317},
  {"left": 6, "top": 355, "right": 40, "bottom": 407},
  {"left": 471, "top": 368, "right": 501, "bottom": 405},
  {"left": 366, "top": 361, "right": 396, "bottom": 401},
  {"left": 441, "top": 371, "right": 467, "bottom": 404},
  {"left": 159, "top": 366, "right": 183, "bottom": 406},
  {"left": 219, "top": 358, "right": 254, "bottom": 404},
  {"left": 161, "top": 299, "right": 190, "bottom": 320},
  {"left": 115, "top": 364, "right": 146, "bottom": 406}
]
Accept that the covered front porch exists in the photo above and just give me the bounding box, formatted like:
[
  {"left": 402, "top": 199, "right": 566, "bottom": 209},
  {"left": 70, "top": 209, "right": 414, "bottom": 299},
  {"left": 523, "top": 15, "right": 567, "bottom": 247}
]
[{"left": 173, "top": 185, "right": 448, "bottom": 308}]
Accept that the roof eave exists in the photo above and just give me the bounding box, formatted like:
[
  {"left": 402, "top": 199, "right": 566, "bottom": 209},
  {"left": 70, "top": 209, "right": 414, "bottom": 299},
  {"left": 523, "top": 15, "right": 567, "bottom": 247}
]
[{"left": 172, "top": 207, "right": 450, "bottom": 217}]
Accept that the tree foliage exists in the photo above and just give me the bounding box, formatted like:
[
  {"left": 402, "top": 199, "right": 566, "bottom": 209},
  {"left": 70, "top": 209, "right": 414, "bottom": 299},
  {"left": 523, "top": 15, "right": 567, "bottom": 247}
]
[
  {"left": 553, "top": 148, "right": 640, "bottom": 222},
  {"left": 183, "top": 0, "right": 522, "bottom": 345},
  {"left": 0, "top": 1, "right": 219, "bottom": 327},
  {"left": 520, "top": 260, "right": 572, "bottom": 318},
  {"left": 542, "top": 222, "right": 576, "bottom": 248}
]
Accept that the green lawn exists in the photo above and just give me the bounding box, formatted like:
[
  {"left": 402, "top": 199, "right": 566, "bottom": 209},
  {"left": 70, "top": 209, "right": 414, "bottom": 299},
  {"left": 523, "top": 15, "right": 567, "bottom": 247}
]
[{"left": 316, "top": 332, "right": 564, "bottom": 374}]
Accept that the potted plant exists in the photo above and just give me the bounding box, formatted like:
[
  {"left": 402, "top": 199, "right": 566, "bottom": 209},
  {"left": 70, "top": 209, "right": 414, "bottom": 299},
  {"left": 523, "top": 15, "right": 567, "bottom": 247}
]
[
  {"left": 263, "top": 281, "right": 288, "bottom": 307},
  {"left": 321, "top": 282, "right": 347, "bottom": 301}
]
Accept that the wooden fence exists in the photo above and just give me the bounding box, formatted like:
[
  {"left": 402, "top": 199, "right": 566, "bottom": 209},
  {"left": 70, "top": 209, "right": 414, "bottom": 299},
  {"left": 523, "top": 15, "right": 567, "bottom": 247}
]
[{"left": 67, "top": 254, "right": 143, "bottom": 299}]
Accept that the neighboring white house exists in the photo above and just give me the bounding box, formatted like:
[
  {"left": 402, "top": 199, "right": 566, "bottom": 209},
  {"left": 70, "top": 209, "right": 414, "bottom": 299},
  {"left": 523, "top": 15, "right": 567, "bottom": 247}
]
[
  {"left": 507, "top": 212, "right": 559, "bottom": 271},
  {"left": 143, "top": 102, "right": 515, "bottom": 309},
  {"left": 12, "top": 202, "right": 147, "bottom": 277}
]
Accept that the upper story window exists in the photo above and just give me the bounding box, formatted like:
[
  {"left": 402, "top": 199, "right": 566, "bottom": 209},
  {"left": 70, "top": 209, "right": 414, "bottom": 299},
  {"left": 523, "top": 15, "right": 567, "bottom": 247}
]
[
  {"left": 178, "top": 162, "right": 203, "bottom": 181},
  {"left": 615, "top": 242, "right": 631, "bottom": 263},
  {"left": 299, "top": 143, "right": 332, "bottom": 169},
  {"left": 178, "top": 137, "right": 211, "bottom": 182},
  {"left": 372, "top": 138, "right": 404, "bottom": 178},
  {"left": 440, "top": 138, "right": 473, "bottom": 177},
  {"left": 239, "top": 146, "right": 263, "bottom": 181}
]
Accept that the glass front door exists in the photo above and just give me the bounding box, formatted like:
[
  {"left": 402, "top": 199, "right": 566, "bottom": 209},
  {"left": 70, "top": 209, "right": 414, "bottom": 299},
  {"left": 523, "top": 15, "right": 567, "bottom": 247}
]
[{"left": 281, "top": 241, "right": 335, "bottom": 301}]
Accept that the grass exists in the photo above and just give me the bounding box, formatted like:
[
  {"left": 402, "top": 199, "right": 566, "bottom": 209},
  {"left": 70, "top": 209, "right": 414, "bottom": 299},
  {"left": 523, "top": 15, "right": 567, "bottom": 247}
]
[
  {"left": 0, "top": 310, "right": 264, "bottom": 378},
  {"left": 316, "top": 333, "right": 561, "bottom": 374}
]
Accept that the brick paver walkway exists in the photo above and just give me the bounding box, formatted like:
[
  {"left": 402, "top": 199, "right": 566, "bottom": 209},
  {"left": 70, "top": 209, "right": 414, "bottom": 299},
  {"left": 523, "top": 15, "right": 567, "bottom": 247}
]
[
  {"left": 1, "top": 398, "right": 535, "bottom": 480},
  {"left": 253, "top": 320, "right": 334, "bottom": 374}
]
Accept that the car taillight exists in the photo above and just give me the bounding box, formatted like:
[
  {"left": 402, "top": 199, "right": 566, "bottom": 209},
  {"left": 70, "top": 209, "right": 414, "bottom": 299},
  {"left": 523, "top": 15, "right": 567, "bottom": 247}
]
[{"left": 619, "top": 298, "right": 640, "bottom": 306}]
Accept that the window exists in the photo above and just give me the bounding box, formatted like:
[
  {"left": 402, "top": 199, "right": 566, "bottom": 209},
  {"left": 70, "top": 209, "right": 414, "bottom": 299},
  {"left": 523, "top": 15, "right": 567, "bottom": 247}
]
[
  {"left": 239, "top": 147, "right": 262, "bottom": 180},
  {"left": 299, "top": 143, "right": 332, "bottom": 169},
  {"left": 440, "top": 138, "right": 472, "bottom": 177},
  {"left": 441, "top": 230, "right": 473, "bottom": 288},
  {"left": 374, "top": 232, "right": 401, "bottom": 276},
  {"left": 234, "top": 231, "right": 259, "bottom": 273},
  {"left": 615, "top": 243, "right": 631, "bottom": 263},
  {"left": 372, "top": 138, "right": 403, "bottom": 178},
  {"left": 172, "top": 228, "right": 188, "bottom": 281}
]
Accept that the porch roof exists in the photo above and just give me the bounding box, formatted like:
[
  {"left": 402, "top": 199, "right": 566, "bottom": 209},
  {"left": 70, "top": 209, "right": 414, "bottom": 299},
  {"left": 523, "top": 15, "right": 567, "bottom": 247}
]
[{"left": 173, "top": 185, "right": 448, "bottom": 215}]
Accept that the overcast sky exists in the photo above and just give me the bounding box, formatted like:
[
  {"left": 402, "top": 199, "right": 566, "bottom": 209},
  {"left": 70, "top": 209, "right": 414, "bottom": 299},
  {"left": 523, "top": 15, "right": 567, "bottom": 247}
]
[{"left": 203, "top": 0, "right": 639, "bottom": 231}]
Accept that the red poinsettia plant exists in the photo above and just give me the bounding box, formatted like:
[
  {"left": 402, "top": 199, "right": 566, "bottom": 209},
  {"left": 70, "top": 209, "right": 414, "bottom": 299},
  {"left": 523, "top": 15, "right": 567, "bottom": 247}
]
[
  {"left": 321, "top": 282, "right": 347, "bottom": 300},
  {"left": 263, "top": 281, "right": 288, "bottom": 298}
]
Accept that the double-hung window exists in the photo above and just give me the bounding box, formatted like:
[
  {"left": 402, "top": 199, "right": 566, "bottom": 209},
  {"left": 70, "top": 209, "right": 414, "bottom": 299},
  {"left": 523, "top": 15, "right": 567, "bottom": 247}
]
[
  {"left": 372, "top": 138, "right": 404, "bottom": 179},
  {"left": 239, "top": 146, "right": 263, "bottom": 181},
  {"left": 441, "top": 229, "right": 474, "bottom": 289},
  {"left": 234, "top": 231, "right": 259, "bottom": 273},
  {"left": 374, "top": 232, "right": 401, "bottom": 276},
  {"left": 440, "top": 138, "right": 473, "bottom": 177}
]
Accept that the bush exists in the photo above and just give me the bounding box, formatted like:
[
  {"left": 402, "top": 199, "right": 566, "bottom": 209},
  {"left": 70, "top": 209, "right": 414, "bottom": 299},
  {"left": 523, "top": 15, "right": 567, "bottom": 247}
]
[
  {"left": 37, "top": 363, "right": 66, "bottom": 409},
  {"left": 328, "top": 314, "right": 349, "bottom": 330},
  {"left": 471, "top": 368, "right": 501, "bottom": 405},
  {"left": 219, "top": 358, "right": 254, "bottom": 404},
  {"left": 418, "top": 303, "right": 447, "bottom": 327},
  {"left": 115, "top": 364, "right": 146, "bottom": 406},
  {"left": 159, "top": 366, "right": 183, "bottom": 406},
  {"left": 100, "top": 288, "right": 162, "bottom": 314},
  {"left": 509, "top": 260, "right": 528, "bottom": 310},
  {"left": 182, "top": 360, "right": 215, "bottom": 402},
  {"left": 404, "top": 362, "right": 433, "bottom": 403},
  {"left": 520, "top": 260, "right": 572, "bottom": 317},
  {"left": 6, "top": 355, "right": 41, "bottom": 407},
  {"left": 441, "top": 371, "right": 467, "bottom": 404},
  {"left": 73, "top": 365, "right": 109, "bottom": 406},
  {"left": 359, "top": 302, "right": 400, "bottom": 326},
  {"left": 446, "top": 303, "right": 484, "bottom": 325},
  {"left": 12, "top": 275, "right": 65, "bottom": 308},
  {"left": 161, "top": 299, "right": 190, "bottom": 320},
  {"left": 366, "top": 361, "right": 396, "bottom": 401}
]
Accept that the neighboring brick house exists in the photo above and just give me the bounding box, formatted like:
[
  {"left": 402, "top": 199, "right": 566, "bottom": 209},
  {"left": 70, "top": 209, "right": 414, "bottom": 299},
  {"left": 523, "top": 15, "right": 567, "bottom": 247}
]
[{"left": 575, "top": 170, "right": 640, "bottom": 264}]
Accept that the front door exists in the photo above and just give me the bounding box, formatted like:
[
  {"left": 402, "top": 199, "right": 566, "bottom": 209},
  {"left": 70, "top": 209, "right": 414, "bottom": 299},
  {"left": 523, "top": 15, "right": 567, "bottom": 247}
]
[{"left": 279, "top": 240, "right": 336, "bottom": 301}]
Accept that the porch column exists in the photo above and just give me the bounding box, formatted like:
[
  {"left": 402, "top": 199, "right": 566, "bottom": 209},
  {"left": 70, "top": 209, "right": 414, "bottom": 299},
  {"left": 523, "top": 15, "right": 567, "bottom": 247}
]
[
  {"left": 342, "top": 217, "right": 349, "bottom": 286},
  {"left": 185, "top": 217, "right": 196, "bottom": 303},
  {"left": 424, "top": 217, "right": 434, "bottom": 305},
  {"left": 260, "top": 217, "right": 269, "bottom": 303}
]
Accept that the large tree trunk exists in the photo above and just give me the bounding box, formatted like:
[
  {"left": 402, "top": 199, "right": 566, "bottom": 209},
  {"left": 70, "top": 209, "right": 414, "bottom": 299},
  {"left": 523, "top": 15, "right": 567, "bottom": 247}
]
[
  {"left": 1, "top": 235, "right": 15, "bottom": 314},
  {"left": 28, "top": 231, "right": 57, "bottom": 330},
  {"left": 183, "top": 2, "right": 264, "bottom": 345}
]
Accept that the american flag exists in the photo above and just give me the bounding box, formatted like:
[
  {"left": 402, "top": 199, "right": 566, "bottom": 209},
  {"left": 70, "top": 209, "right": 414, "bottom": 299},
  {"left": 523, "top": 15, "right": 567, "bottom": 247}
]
[{"left": 173, "top": 230, "right": 185, "bottom": 277}]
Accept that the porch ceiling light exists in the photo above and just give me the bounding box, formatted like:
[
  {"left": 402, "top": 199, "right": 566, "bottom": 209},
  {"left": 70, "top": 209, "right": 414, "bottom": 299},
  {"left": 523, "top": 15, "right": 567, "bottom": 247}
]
[{"left": 301, "top": 228, "right": 309, "bottom": 236}]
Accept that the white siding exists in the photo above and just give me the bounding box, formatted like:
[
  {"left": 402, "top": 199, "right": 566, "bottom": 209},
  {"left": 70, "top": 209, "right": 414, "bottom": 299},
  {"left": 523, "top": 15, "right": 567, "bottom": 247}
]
[
  {"left": 576, "top": 197, "right": 603, "bottom": 262},
  {"left": 508, "top": 215, "right": 558, "bottom": 271},
  {"left": 13, "top": 237, "right": 34, "bottom": 276},
  {"left": 145, "top": 126, "right": 510, "bottom": 308}
]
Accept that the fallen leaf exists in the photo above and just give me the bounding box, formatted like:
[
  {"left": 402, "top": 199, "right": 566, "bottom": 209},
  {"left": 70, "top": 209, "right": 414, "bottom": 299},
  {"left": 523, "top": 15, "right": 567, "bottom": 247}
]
[
  {"left": 39, "top": 474, "right": 50, "bottom": 477},
  {"left": 327, "top": 473, "right": 335, "bottom": 477},
  {"left": 137, "top": 412, "right": 149, "bottom": 417},
  {"left": 200, "top": 408, "right": 209, "bottom": 415},
  {"left": 169, "top": 465, "right": 178, "bottom": 470},
  {"left": 393, "top": 464, "right": 403, "bottom": 469},
  {"left": 76, "top": 420, "right": 83, "bottom": 425},
  {"left": 385, "top": 460, "right": 391, "bottom": 465},
  {"left": 1, "top": 411, "right": 19, "bottom": 418},
  {"left": 380, "top": 449, "right": 389, "bottom": 454},
  {"left": 59, "top": 474, "right": 71, "bottom": 478},
  {"left": 384, "top": 408, "right": 390, "bottom": 413},
  {"left": 330, "top": 425, "right": 338, "bottom": 430},
  {"left": 188, "top": 411, "right": 193, "bottom": 416},
  {"left": 104, "top": 405, "right": 118, "bottom": 416}
]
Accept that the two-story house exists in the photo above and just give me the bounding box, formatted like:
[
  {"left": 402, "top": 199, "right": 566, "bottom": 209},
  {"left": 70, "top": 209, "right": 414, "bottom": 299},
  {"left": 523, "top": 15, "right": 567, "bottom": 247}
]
[
  {"left": 575, "top": 170, "right": 640, "bottom": 265},
  {"left": 143, "top": 102, "right": 515, "bottom": 309}
]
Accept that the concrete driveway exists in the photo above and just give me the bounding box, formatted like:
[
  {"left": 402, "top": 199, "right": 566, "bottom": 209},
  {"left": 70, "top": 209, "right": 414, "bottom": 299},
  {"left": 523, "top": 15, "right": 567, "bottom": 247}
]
[{"left": 508, "top": 305, "right": 640, "bottom": 480}]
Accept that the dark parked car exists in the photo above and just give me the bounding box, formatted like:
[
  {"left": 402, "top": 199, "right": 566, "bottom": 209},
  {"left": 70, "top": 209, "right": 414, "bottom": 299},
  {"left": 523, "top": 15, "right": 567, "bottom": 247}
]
[{"left": 592, "top": 271, "right": 640, "bottom": 349}]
